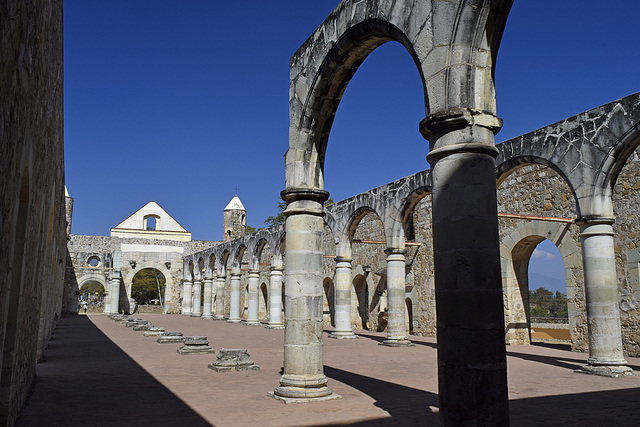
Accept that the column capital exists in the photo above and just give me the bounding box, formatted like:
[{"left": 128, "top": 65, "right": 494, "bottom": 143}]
[
  {"left": 216, "top": 274, "right": 226, "bottom": 280},
  {"left": 281, "top": 188, "right": 329, "bottom": 217},
  {"left": 334, "top": 256, "right": 353, "bottom": 264},
  {"left": 248, "top": 270, "right": 260, "bottom": 278},
  {"left": 384, "top": 248, "right": 407, "bottom": 256},
  {"left": 419, "top": 108, "right": 502, "bottom": 141},
  {"left": 230, "top": 270, "right": 242, "bottom": 278},
  {"left": 183, "top": 279, "right": 193, "bottom": 285},
  {"left": 270, "top": 265, "right": 284, "bottom": 273},
  {"left": 577, "top": 216, "right": 615, "bottom": 237}
]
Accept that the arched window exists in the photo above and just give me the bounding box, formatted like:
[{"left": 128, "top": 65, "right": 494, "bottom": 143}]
[{"left": 144, "top": 215, "right": 159, "bottom": 230}]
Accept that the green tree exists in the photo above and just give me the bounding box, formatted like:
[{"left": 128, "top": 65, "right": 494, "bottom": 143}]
[
  {"left": 264, "top": 198, "right": 335, "bottom": 227},
  {"left": 131, "top": 268, "right": 165, "bottom": 305},
  {"left": 549, "top": 291, "right": 568, "bottom": 318},
  {"left": 529, "top": 287, "right": 568, "bottom": 318}
]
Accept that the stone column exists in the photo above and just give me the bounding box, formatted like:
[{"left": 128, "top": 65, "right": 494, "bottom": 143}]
[
  {"left": 103, "top": 281, "right": 111, "bottom": 315},
  {"left": 182, "top": 279, "right": 193, "bottom": 316},
  {"left": 271, "top": 188, "right": 339, "bottom": 403},
  {"left": 214, "top": 274, "right": 226, "bottom": 320},
  {"left": 266, "top": 265, "right": 284, "bottom": 329},
  {"left": 202, "top": 272, "right": 214, "bottom": 319},
  {"left": 107, "top": 272, "right": 120, "bottom": 315},
  {"left": 420, "top": 110, "right": 508, "bottom": 425},
  {"left": 245, "top": 271, "right": 261, "bottom": 325},
  {"left": 329, "top": 257, "right": 357, "bottom": 339},
  {"left": 228, "top": 268, "right": 242, "bottom": 323},
  {"left": 191, "top": 276, "right": 202, "bottom": 317},
  {"left": 578, "top": 218, "right": 633, "bottom": 376},
  {"left": 381, "top": 249, "right": 412, "bottom": 346}
]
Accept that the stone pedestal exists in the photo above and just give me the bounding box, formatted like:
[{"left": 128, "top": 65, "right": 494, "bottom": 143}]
[
  {"left": 245, "top": 271, "right": 261, "bottom": 325},
  {"left": 133, "top": 323, "right": 151, "bottom": 331},
  {"left": 208, "top": 348, "right": 259, "bottom": 372},
  {"left": 143, "top": 327, "right": 165, "bottom": 337},
  {"left": 329, "top": 257, "right": 358, "bottom": 339},
  {"left": 266, "top": 266, "right": 284, "bottom": 329},
  {"left": 380, "top": 250, "right": 413, "bottom": 347},
  {"left": 421, "top": 110, "right": 508, "bottom": 425},
  {"left": 214, "top": 275, "right": 226, "bottom": 320},
  {"left": 578, "top": 218, "right": 634, "bottom": 377},
  {"left": 228, "top": 270, "right": 241, "bottom": 323},
  {"left": 177, "top": 336, "right": 215, "bottom": 354},
  {"left": 271, "top": 188, "right": 340, "bottom": 403},
  {"left": 157, "top": 331, "right": 185, "bottom": 344}
]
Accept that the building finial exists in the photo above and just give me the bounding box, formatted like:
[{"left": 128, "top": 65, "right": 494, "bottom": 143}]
[{"left": 234, "top": 187, "right": 239, "bottom": 196}]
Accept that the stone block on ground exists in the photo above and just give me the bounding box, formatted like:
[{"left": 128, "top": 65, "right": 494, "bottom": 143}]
[
  {"left": 178, "top": 336, "right": 215, "bottom": 354},
  {"left": 208, "top": 348, "right": 259, "bottom": 372},
  {"left": 157, "top": 331, "right": 185, "bottom": 344},
  {"left": 143, "top": 327, "right": 165, "bottom": 337}
]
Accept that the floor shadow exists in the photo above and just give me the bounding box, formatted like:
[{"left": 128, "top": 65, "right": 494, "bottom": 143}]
[
  {"left": 323, "top": 365, "right": 440, "bottom": 425},
  {"left": 17, "top": 315, "right": 211, "bottom": 427},
  {"left": 506, "top": 348, "right": 587, "bottom": 370},
  {"left": 510, "top": 387, "right": 640, "bottom": 426},
  {"left": 342, "top": 330, "right": 438, "bottom": 349}
]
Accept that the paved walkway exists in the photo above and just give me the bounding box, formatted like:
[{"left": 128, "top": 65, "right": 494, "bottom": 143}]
[{"left": 17, "top": 314, "right": 640, "bottom": 426}]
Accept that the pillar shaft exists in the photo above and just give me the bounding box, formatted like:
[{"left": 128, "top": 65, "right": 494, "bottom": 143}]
[
  {"left": 381, "top": 250, "right": 411, "bottom": 346},
  {"left": 329, "top": 257, "right": 357, "bottom": 339},
  {"left": 182, "top": 280, "right": 193, "bottom": 315},
  {"left": 421, "top": 110, "right": 508, "bottom": 425},
  {"left": 191, "top": 280, "right": 202, "bottom": 317},
  {"left": 246, "top": 271, "right": 261, "bottom": 325},
  {"left": 578, "top": 219, "right": 631, "bottom": 375},
  {"left": 228, "top": 270, "right": 241, "bottom": 323},
  {"left": 202, "top": 276, "right": 213, "bottom": 319},
  {"left": 214, "top": 275, "right": 226, "bottom": 319},
  {"left": 273, "top": 188, "right": 336, "bottom": 401},
  {"left": 103, "top": 288, "right": 111, "bottom": 314},
  {"left": 108, "top": 274, "right": 120, "bottom": 315},
  {"left": 267, "top": 266, "right": 284, "bottom": 328}
]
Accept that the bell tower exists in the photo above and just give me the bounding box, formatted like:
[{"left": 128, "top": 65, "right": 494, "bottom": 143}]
[{"left": 223, "top": 194, "right": 246, "bottom": 242}]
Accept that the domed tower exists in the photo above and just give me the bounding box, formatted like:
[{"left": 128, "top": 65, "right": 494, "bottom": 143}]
[{"left": 223, "top": 194, "right": 246, "bottom": 242}]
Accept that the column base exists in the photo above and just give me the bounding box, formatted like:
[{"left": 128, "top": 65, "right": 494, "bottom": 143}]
[
  {"left": 265, "top": 324, "right": 284, "bottom": 329},
  {"left": 244, "top": 321, "right": 261, "bottom": 326},
  {"left": 190, "top": 313, "right": 202, "bottom": 317},
  {"left": 213, "top": 316, "right": 226, "bottom": 320},
  {"left": 577, "top": 364, "right": 636, "bottom": 378},
  {"left": 201, "top": 315, "right": 213, "bottom": 320},
  {"left": 328, "top": 331, "right": 358, "bottom": 339},
  {"left": 379, "top": 338, "right": 415, "bottom": 347},
  {"left": 227, "top": 319, "right": 241, "bottom": 324},
  {"left": 267, "top": 391, "right": 341, "bottom": 404}
]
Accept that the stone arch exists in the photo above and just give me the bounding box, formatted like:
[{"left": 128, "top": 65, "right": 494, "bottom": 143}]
[
  {"left": 496, "top": 157, "right": 579, "bottom": 214},
  {"left": 131, "top": 268, "right": 166, "bottom": 306},
  {"left": 500, "top": 220, "right": 581, "bottom": 348}
]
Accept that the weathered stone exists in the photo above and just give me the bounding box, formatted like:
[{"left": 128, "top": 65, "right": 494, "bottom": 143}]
[
  {"left": 177, "top": 336, "right": 214, "bottom": 354},
  {"left": 143, "top": 327, "right": 165, "bottom": 337},
  {"left": 208, "top": 349, "right": 259, "bottom": 372}
]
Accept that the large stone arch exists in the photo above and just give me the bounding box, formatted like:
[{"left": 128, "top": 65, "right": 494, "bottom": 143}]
[
  {"left": 500, "top": 220, "right": 582, "bottom": 349},
  {"left": 280, "top": 1, "right": 513, "bottom": 423}
]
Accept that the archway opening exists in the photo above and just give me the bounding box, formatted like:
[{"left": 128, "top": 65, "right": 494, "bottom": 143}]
[
  {"left": 79, "top": 281, "right": 105, "bottom": 303},
  {"left": 353, "top": 274, "right": 369, "bottom": 330},
  {"left": 131, "top": 268, "right": 166, "bottom": 306},
  {"left": 259, "top": 283, "right": 268, "bottom": 320}
]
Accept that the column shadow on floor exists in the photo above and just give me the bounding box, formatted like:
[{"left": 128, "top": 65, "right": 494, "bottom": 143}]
[
  {"left": 323, "top": 365, "right": 440, "bottom": 425},
  {"left": 17, "top": 315, "right": 211, "bottom": 427}
]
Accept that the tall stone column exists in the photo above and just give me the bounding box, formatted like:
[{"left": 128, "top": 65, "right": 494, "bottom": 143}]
[
  {"left": 214, "top": 274, "right": 226, "bottom": 320},
  {"left": 271, "top": 188, "right": 339, "bottom": 402},
  {"left": 381, "top": 249, "right": 412, "bottom": 346},
  {"left": 421, "top": 110, "right": 508, "bottom": 425},
  {"left": 578, "top": 218, "right": 633, "bottom": 376},
  {"left": 182, "top": 279, "right": 193, "bottom": 316},
  {"left": 228, "top": 268, "right": 242, "bottom": 323},
  {"left": 103, "top": 282, "right": 111, "bottom": 315},
  {"left": 107, "top": 271, "right": 121, "bottom": 315},
  {"left": 191, "top": 276, "right": 202, "bottom": 317},
  {"left": 329, "top": 256, "right": 357, "bottom": 339},
  {"left": 266, "top": 265, "right": 284, "bottom": 329},
  {"left": 202, "top": 272, "right": 213, "bottom": 319},
  {"left": 245, "top": 271, "right": 261, "bottom": 325}
]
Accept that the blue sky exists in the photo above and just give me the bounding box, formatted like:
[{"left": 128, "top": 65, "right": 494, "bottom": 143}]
[{"left": 64, "top": 1, "right": 640, "bottom": 293}]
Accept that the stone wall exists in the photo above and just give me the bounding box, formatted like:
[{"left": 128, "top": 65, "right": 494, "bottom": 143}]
[{"left": 0, "top": 1, "right": 65, "bottom": 424}]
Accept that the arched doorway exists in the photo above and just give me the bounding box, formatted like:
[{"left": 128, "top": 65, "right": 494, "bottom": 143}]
[
  {"left": 131, "top": 268, "right": 166, "bottom": 310},
  {"left": 353, "top": 274, "right": 369, "bottom": 330}
]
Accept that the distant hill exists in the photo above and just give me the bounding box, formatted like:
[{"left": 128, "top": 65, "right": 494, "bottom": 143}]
[{"left": 528, "top": 273, "right": 566, "bottom": 294}]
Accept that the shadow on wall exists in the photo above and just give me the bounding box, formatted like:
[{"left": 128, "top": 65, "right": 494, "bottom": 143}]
[{"left": 16, "top": 316, "right": 211, "bottom": 427}]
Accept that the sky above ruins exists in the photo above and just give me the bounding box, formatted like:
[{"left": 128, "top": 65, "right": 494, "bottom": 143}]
[{"left": 64, "top": 1, "right": 640, "bottom": 293}]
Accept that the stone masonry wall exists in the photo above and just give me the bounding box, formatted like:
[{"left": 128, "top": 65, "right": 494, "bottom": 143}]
[{"left": 0, "top": 1, "right": 65, "bottom": 424}]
